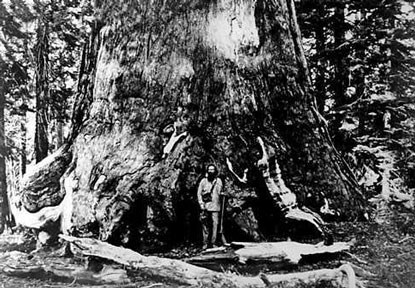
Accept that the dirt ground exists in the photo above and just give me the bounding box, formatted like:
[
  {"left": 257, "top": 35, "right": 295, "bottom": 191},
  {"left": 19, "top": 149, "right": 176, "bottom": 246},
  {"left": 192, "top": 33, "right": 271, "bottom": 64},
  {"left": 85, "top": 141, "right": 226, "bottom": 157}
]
[
  {"left": 0, "top": 204, "right": 414, "bottom": 288},
  {"left": 339, "top": 206, "right": 415, "bottom": 288}
]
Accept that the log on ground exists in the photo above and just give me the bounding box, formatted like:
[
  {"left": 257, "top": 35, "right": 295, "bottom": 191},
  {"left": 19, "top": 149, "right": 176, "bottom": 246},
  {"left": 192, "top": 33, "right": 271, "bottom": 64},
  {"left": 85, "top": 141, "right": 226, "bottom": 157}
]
[
  {"left": 232, "top": 241, "right": 351, "bottom": 264},
  {"left": 186, "top": 241, "right": 350, "bottom": 265},
  {"left": 60, "top": 235, "right": 359, "bottom": 288},
  {"left": 0, "top": 250, "right": 130, "bottom": 285}
]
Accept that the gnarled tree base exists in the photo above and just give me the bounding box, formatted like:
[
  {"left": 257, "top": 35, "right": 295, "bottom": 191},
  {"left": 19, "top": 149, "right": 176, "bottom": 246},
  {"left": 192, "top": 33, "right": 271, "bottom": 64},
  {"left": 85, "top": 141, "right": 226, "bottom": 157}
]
[{"left": 11, "top": 146, "right": 74, "bottom": 230}]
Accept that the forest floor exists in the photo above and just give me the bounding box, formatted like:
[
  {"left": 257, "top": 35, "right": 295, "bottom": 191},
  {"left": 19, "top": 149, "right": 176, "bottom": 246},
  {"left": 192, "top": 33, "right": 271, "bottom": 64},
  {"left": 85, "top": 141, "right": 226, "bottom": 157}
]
[{"left": 0, "top": 204, "right": 414, "bottom": 288}]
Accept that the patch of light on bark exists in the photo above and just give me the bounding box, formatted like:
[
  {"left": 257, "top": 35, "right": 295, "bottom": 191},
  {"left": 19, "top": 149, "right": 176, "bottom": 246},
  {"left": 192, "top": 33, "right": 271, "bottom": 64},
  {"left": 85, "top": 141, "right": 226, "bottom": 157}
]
[
  {"left": 142, "top": 52, "right": 194, "bottom": 85},
  {"left": 206, "top": 0, "right": 259, "bottom": 60},
  {"left": 61, "top": 171, "right": 77, "bottom": 234},
  {"left": 170, "top": 52, "right": 194, "bottom": 79},
  {"left": 93, "top": 45, "right": 121, "bottom": 102}
]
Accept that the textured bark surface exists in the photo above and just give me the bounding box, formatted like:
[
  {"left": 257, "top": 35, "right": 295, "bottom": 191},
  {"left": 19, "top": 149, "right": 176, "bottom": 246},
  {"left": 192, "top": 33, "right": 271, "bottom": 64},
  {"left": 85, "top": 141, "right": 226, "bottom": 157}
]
[
  {"left": 0, "top": 77, "right": 8, "bottom": 233},
  {"left": 20, "top": 0, "right": 363, "bottom": 247},
  {"left": 34, "top": 22, "right": 50, "bottom": 163}
]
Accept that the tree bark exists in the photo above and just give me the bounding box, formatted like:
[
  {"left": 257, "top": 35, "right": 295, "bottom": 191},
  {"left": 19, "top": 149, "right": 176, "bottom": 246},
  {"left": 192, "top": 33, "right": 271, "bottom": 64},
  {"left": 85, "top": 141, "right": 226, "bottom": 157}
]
[
  {"left": 315, "top": 3, "right": 327, "bottom": 113},
  {"left": 355, "top": 10, "right": 366, "bottom": 135},
  {"left": 0, "top": 76, "right": 8, "bottom": 233},
  {"left": 55, "top": 119, "right": 64, "bottom": 150},
  {"left": 34, "top": 20, "right": 49, "bottom": 163},
  {"left": 18, "top": 145, "right": 72, "bottom": 214},
  {"left": 20, "top": 0, "right": 364, "bottom": 246},
  {"left": 20, "top": 120, "right": 27, "bottom": 177},
  {"left": 333, "top": 2, "right": 348, "bottom": 107}
]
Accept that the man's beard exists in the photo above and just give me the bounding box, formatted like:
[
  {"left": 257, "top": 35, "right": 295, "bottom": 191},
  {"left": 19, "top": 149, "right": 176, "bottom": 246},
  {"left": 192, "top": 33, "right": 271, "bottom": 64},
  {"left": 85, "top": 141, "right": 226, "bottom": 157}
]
[{"left": 207, "top": 173, "right": 215, "bottom": 181}]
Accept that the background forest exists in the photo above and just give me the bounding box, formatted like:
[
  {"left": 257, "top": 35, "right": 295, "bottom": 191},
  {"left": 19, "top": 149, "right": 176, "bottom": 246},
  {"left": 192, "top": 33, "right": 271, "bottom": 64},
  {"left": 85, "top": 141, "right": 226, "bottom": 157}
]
[
  {"left": 0, "top": 0, "right": 91, "bottom": 229},
  {"left": 297, "top": 0, "right": 415, "bottom": 210},
  {"left": 1, "top": 0, "right": 415, "bottom": 287}
]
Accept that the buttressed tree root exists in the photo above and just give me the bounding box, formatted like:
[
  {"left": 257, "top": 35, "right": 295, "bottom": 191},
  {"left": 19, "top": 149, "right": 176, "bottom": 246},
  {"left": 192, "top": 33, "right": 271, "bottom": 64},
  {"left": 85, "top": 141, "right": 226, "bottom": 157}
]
[{"left": 227, "top": 136, "right": 334, "bottom": 244}]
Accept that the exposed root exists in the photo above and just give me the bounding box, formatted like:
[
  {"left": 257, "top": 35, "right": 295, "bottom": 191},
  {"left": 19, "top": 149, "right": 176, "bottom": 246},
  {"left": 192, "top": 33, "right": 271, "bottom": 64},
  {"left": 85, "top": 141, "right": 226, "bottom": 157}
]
[
  {"left": 258, "top": 136, "right": 333, "bottom": 243},
  {"left": 339, "top": 263, "right": 357, "bottom": 288}
]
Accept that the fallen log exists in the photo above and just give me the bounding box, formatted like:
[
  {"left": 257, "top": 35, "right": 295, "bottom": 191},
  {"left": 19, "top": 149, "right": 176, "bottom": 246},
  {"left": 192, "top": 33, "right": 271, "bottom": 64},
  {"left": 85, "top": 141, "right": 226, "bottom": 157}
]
[
  {"left": 186, "top": 249, "right": 239, "bottom": 263},
  {"left": 233, "top": 241, "right": 351, "bottom": 264},
  {"left": 186, "top": 241, "right": 350, "bottom": 265},
  {"left": 0, "top": 250, "right": 130, "bottom": 285},
  {"left": 254, "top": 264, "right": 356, "bottom": 288},
  {"left": 60, "top": 235, "right": 230, "bottom": 286},
  {"left": 60, "top": 235, "right": 358, "bottom": 288}
]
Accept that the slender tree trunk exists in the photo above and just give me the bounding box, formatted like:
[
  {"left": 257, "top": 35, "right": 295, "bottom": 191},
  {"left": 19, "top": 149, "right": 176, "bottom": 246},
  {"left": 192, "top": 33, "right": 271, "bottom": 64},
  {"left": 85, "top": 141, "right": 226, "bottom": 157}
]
[
  {"left": 315, "top": 3, "right": 326, "bottom": 113},
  {"left": 355, "top": 11, "right": 365, "bottom": 99},
  {"left": 20, "top": 118, "right": 27, "bottom": 177},
  {"left": 34, "top": 21, "right": 49, "bottom": 163},
  {"left": 0, "top": 76, "right": 8, "bottom": 234},
  {"left": 355, "top": 10, "right": 366, "bottom": 135},
  {"left": 333, "top": 3, "right": 347, "bottom": 107},
  {"left": 55, "top": 120, "right": 63, "bottom": 150},
  {"left": 387, "top": 5, "right": 398, "bottom": 94}
]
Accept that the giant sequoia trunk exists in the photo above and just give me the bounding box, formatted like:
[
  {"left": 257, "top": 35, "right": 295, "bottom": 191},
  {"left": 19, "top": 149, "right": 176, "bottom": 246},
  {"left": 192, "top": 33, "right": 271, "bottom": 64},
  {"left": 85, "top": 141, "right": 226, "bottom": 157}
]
[{"left": 20, "top": 0, "right": 363, "bottom": 248}]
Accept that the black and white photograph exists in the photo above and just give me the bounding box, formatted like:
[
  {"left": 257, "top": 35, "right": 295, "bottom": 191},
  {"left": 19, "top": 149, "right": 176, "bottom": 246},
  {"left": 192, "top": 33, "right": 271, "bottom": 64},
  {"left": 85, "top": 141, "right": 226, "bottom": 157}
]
[{"left": 0, "top": 0, "right": 414, "bottom": 287}]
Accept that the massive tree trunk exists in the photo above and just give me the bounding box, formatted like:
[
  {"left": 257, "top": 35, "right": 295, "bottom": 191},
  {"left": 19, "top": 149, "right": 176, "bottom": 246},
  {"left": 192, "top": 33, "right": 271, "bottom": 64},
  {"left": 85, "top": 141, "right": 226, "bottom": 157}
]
[{"left": 20, "top": 0, "right": 363, "bottom": 248}]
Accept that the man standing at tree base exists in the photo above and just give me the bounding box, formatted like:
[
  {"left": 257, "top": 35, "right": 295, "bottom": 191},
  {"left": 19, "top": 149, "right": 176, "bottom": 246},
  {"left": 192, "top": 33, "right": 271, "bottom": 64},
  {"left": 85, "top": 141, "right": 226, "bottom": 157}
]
[{"left": 197, "top": 164, "right": 223, "bottom": 249}]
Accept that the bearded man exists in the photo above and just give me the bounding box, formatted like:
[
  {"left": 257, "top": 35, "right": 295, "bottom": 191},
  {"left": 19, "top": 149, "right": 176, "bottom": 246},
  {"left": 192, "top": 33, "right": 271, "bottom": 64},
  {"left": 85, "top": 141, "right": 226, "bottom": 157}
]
[{"left": 197, "top": 164, "right": 223, "bottom": 249}]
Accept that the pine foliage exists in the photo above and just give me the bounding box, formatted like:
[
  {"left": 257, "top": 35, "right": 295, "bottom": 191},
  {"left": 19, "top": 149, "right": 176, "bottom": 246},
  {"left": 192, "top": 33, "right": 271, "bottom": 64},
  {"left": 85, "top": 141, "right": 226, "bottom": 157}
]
[{"left": 297, "top": 0, "right": 415, "bottom": 216}]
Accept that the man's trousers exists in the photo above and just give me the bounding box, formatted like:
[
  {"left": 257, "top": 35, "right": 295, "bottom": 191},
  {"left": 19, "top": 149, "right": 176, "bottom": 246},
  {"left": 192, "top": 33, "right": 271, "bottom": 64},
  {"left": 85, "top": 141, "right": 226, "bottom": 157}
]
[{"left": 200, "top": 210, "right": 219, "bottom": 247}]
